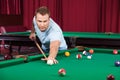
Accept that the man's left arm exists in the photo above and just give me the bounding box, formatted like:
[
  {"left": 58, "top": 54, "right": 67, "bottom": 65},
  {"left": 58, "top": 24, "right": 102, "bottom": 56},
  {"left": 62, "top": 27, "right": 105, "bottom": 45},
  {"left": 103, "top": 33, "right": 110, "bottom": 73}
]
[{"left": 48, "top": 40, "right": 60, "bottom": 61}]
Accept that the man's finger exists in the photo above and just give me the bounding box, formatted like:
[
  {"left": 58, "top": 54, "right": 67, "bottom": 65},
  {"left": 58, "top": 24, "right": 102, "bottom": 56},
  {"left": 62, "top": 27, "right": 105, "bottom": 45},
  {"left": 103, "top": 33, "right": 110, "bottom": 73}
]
[{"left": 53, "top": 60, "right": 58, "bottom": 64}]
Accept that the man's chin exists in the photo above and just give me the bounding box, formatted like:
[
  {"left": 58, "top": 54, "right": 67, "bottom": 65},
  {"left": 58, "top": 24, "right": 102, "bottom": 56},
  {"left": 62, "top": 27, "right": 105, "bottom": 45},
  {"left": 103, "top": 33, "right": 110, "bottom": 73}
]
[{"left": 40, "top": 29, "right": 46, "bottom": 32}]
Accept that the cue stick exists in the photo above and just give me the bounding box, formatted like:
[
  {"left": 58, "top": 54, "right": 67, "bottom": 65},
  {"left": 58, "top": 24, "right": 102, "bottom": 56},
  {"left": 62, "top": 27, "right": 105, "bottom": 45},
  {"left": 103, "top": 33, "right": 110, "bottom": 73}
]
[{"left": 34, "top": 40, "right": 47, "bottom": 58}]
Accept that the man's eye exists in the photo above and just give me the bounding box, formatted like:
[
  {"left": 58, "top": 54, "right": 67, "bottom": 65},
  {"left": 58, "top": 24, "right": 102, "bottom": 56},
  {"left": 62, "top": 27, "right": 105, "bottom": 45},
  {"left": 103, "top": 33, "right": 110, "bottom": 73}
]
[{"left": 44, "top": 21, "right": 47, "bottom": 23}]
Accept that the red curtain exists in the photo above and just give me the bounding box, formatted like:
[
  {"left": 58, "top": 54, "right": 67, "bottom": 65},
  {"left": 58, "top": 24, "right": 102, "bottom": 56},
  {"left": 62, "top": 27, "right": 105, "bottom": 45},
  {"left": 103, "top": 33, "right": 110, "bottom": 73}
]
[
  {"left": 23, "top": 0, "right": 120, "bottom": 33},
  {"left": 101, "top": 0, "right": 120, "bottom": 32},
  {"left": 23, "top": 0, "right": 63, "bottom": 29},
  {"left": 62, "top": 0, "right": 100, "bottom": 32},
  {"left": 0, "top": 0, "right": 21, "bottom": 15}
]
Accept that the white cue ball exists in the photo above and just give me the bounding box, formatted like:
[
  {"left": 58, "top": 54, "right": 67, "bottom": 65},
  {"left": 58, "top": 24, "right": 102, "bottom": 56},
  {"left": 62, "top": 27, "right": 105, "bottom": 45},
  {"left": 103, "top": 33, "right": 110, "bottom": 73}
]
[
  {"left": 87, "top": 55, "right": 92, "bottom": 59},
  {"left": 47, "top": 60, "right": 54, "bottom": 65}
]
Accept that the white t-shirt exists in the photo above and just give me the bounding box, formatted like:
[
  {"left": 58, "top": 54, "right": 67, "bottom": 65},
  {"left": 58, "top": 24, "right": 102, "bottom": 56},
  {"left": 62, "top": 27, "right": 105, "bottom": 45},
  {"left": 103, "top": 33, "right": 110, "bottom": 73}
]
[{"left": 33, "top": 17, "right": 67, "bottom": 52}]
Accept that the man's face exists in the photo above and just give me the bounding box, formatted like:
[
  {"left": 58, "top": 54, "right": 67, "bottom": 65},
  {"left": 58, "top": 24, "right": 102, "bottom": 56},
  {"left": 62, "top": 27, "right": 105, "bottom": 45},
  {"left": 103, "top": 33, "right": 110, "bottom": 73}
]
[{"left": 36, "top": 13, "right": 50, "bottom": 32}]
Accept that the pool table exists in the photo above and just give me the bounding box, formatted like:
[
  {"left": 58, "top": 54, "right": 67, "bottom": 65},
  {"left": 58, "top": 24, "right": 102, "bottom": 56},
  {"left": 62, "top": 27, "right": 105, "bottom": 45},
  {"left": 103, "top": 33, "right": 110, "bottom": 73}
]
[
  {"left": 1, "top": 31, "right": 120, "bottom": 53},
  {"left": 1, "top": 31, "right": 120, "bottom": 47},
  {"left": 0, "top": 47, "right": 120, "bottom": 80},
  {"left": 63, "top": 32, "right": 120, "bottom": 49}
]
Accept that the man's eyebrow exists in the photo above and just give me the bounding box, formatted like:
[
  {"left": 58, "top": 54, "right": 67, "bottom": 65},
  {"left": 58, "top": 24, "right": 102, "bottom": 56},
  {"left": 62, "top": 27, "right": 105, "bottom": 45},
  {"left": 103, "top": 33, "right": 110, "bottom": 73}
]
[{"left": 37, "top": 20, "right": 47, "bottom": 22}]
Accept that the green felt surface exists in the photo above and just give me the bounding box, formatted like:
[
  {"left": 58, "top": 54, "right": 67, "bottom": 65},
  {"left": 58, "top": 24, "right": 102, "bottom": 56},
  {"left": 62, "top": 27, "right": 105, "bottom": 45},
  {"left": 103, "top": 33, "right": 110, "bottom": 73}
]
[
  {"left": 0, "top": 48, "right": 120, "bottom": 80},
  {"left": 4, "top": 31, "right": 120, "bottom": 39},
  {"left": 63, "top": 32, "right": 120, "bottom": 39}
]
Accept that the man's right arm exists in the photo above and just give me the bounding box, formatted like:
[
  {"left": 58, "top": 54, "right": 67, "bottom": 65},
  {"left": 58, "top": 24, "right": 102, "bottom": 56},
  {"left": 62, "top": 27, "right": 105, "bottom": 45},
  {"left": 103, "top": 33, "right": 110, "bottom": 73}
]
[
  {"left": 31, "top": 23, "right": 35, "bottom": 33},
  {"left": 29, "top": 24, "right": 36, "bottom": 41}
]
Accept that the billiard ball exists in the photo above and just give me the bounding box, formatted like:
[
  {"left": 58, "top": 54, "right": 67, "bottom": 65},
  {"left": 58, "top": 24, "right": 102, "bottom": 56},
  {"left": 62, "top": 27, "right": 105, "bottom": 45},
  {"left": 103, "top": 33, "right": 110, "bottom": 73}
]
[
  {"left": 89, "top": 49, "right": 94, "bottom": 54},
  {"left": 114, "top": 61, "right": 120, "bottom": 67},
  {"left": 76, "top": 54, "right": 82, "bottom": 59},
  {"left": 65, "top": 52, "right": 70, "bottom": 57},
  {"left": 113, "top": 49, "right": 118, "bottom": 54},
  {"left": 47, "top": 60, "right": 54, "bottom": 65},
  {"left": 4, "top": 54, "right": 13, "bottom": 60},
  {"left": 107, "top": 74, "right": 115, "bottom": 80},
  {"left": 82, "top": 50, "right": 87, "bottom": 55},
  {"left": 87, "top": 55, "right": 92, "bottom": 59},
  {"left": 82, "top": 50, "right": 89, "bottom": 56},
  {"left": 58, "top": 68, "right": 66, "bottom": 76}
]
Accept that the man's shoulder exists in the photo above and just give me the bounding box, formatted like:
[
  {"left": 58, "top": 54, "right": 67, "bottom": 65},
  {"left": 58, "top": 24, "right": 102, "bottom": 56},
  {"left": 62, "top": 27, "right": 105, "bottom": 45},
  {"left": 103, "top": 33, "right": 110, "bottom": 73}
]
[
  {"left": 49, "top": 18, "right": 62, "bottom": 31},
  {"left": 49, "top": 18, "right": 59, "bottom": 27}
]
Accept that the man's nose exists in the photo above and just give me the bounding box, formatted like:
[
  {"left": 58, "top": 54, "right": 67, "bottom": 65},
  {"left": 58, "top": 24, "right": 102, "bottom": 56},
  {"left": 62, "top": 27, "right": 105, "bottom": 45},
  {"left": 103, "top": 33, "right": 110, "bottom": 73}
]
[{"left": 41, "top": 22, "right": 44, "bottom": 26}]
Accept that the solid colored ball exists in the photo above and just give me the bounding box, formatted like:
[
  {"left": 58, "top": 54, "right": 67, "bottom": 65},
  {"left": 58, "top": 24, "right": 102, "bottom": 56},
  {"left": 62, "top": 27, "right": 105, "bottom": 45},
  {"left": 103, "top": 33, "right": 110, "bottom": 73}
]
[
  {"left": 76, "top": 54, "right": 82, "bottom": 59},
  {"left": 47, "top": 60, "right": 54, "bottom": 65},
  {"left": 89, "top": 49, "right": 94, "bottom": 54},
  {"left": 65, "top": 52, "right": 70, "bottom": 57},
  {"left": 107, "top": 74, "right": 115, "bottom": 80},
  {"left": 113, "top": 49, "right": 118, "bottom": 54},
  {"left": 114, "top": 61, "right": 120, "bottom": 67},
  {"left": 58, "top": 68, "right": 66, "bottom": 76}
]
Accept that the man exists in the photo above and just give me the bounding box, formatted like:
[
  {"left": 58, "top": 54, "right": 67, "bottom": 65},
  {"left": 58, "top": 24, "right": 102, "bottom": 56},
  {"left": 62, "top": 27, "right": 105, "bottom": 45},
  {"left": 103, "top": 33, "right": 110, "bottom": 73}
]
[{"left": 29, "top": 6, "right": 67, "bottom": 64}]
